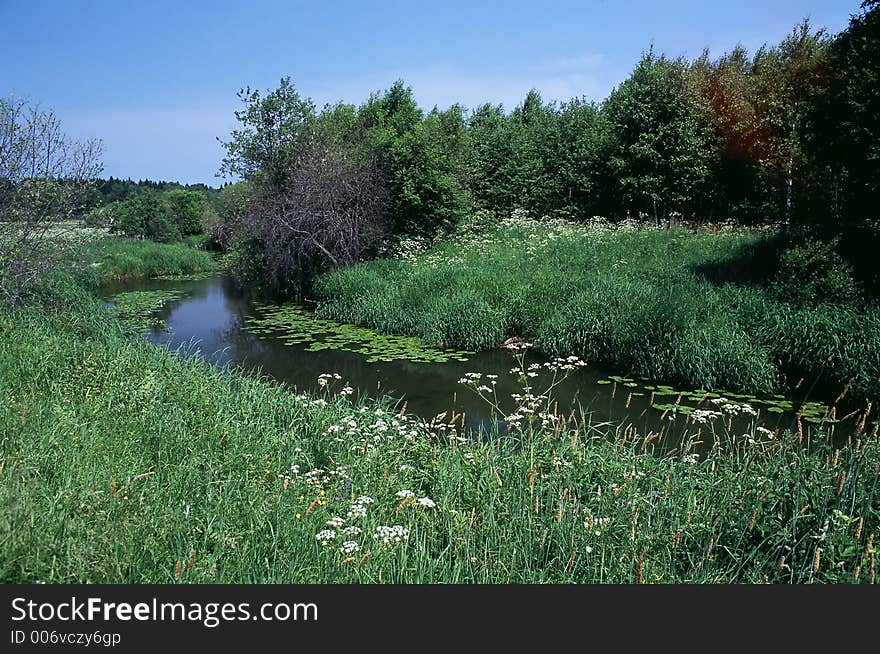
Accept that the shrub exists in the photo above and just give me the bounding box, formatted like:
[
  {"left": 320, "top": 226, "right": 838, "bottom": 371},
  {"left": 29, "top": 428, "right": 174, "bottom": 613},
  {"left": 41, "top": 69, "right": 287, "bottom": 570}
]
[
  {"left": 111, "top": 194, "right": 179, "bottom": 243},
  {"left": 770, "top": 237, "right": 860, "bottom": 304},
  {"left": 162, "top": 188, "right": 208, "bottom": 236}
]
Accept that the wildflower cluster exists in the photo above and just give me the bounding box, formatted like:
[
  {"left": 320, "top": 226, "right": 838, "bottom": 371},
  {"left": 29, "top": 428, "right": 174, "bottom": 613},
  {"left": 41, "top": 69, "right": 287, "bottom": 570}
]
[
  {"left": 459, "top": 344, "right": 587, "bottom": 433},
  {"left": 374, "top": 525, "right": 409, "bottom": 545},
  {"left": 710, "top": 397, "right": 758, "bottom": 416}
]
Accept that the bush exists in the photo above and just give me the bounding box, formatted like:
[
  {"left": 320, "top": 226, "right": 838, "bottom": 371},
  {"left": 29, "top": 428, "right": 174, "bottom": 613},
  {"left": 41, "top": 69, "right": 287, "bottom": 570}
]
[
  {"left": 770, "top": 237, "right": 860, "bottom": 304},
  {"left": 82, "top": 205, "right": 113, "bottom": 228},
  {"left": 162, "top": 188, "right": 207, "bottom": 236},
  {"left": 111, "top": 194, "right": 180, "bottom": 243}
]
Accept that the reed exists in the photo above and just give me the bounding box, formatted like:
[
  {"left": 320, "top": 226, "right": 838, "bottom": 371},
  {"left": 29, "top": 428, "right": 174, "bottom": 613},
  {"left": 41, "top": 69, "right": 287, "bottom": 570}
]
[
  {"left": 315, "top": 218, "right": 880, "bottom": 401},
  {"left": 1, "top": 275, "right": 877, "bottom": 583}
]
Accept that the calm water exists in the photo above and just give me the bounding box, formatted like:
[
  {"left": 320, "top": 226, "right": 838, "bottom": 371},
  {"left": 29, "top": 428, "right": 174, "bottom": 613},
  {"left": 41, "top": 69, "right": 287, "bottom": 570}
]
[{"left": 101, "top": 274, "right": 855, "bottom": 441}]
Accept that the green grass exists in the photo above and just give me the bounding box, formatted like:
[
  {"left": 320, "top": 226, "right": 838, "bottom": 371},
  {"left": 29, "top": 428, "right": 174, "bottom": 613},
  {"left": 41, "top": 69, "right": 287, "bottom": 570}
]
[
  {"left": 314, "top": 218, "right": 880, "bottom": 401},
  {"left": 78, "top": 236, "right": 217, "bottom": 281},
  {"left": 0, "top": 275, "right": 877, "bottom": 583}
]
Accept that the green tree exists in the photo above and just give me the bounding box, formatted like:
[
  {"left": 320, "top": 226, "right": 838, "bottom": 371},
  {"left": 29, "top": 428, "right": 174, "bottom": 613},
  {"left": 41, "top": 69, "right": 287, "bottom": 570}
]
[
  {"left": 358, "top": 81, "right": 471, "bottom": 237},
  {"left": 112, "top": 194, "right": 179, "bottom": 242},
  {"left": 603, "top": 52, "right": 715, "bottom": 223},
  {"left": 749, "top": 21, "right": 829, "bottom": 224},
  {"left": 218, "top": 77, "right": 316, "bottom": 188},
  {"left": 555, "top": 97, "right": 610, "bottom": 218},
  {"left": 163, "top": 188, "right": 207, "bottom": 236},
  {"left": 467, "top": 102, "right": 512, "bottom": 214},
  {"left": 809, "top": 1, "right": 879, "bottom": 225}
]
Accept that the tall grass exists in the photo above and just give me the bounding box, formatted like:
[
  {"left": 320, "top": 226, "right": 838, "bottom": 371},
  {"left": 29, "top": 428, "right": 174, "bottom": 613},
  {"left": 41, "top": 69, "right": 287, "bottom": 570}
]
[
  {"left": 315, "top": 219, "right": 880, "bottom": 400},
  {"left": 1, "top": 276, "right": 877, "bottom": 583},
  {"left": 79, "top": 236, "right": 217, "bottom": 281}
]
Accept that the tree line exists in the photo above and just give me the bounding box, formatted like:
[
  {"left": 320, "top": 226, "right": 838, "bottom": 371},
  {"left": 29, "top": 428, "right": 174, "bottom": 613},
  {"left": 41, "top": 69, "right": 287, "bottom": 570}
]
[{"left": 214, "top": 3, "right": 879, "bottom": 296}]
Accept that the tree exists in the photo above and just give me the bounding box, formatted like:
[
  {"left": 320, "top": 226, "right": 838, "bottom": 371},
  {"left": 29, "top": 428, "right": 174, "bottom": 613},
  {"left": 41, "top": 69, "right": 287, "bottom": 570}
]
[
  {"left": 163, "top": 188, "right": 207, "bottom": 235},
  {"left": 111, "top": 193, "right": 179, "bottom": 242},
  {"left": 232, "top": 126, "right": 390, "bottom": 297},
  {"left": 749, "top": 21, "right": 829, "bottom": 224},
  {"left": 467, "top": 102, "right": 511, "bottom": 213},
  {"left": 211, "top": 181, "right": 251, "bottom": 251},
  {"left": 603, "top": 52, "right": 715, "bottom": 223},
  {"left": 218, "top": 77, "right": 316, "bottom": 188},
  {"left": 0, "top": 96, "right": 102, "bottom": 305},
  {"left": 809, "top": 1, "right": 880, "bottom": 225},
  {"left": 552, "top": 97, "right": 609, "bottom": 218}
]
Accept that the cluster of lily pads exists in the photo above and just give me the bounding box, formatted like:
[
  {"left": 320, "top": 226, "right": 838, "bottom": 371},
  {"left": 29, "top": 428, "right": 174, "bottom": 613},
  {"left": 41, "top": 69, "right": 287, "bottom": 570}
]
[
  {"left": 244, "top": 303, "right": 472, "bottom": 363},
  {"left": 105, "top": 289, "right": 183, "bottom": 335},
  {"left": 153, "top": 271, "right": 217, "bottom": 282},
  {"left": 598, "top": 374, "right": 833, "bottom": 424}
]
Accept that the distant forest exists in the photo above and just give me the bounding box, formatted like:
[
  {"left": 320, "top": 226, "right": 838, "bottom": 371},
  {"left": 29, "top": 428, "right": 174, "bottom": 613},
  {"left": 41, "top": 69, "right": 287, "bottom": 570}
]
[{"left": 89, "top": 177, "right": 222, "bottom": 208}]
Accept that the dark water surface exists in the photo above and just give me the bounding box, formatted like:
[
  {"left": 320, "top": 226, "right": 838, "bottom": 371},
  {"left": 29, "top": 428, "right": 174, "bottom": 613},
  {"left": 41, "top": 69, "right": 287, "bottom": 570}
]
[{"left": 101, "top": 274, "right": 857, "bottom": 441}]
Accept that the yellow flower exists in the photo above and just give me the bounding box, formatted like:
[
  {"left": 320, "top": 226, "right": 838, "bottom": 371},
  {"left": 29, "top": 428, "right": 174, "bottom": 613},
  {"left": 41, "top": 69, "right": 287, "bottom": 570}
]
[{"left": 295, "top": 513, "right": 302, "bottom": 519}]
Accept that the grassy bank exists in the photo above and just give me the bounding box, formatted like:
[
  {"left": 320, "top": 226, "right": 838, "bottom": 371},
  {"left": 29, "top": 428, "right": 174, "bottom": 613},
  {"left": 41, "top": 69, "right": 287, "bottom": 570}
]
[
  {"left": 1, "top": 276, "right": 877, "bottom": 583},
  {"left": 78, "top": 236, "right": 217, "bottom": 281},
  {"left": 315, "top": 218, "right": 880, "bottom": 401}
]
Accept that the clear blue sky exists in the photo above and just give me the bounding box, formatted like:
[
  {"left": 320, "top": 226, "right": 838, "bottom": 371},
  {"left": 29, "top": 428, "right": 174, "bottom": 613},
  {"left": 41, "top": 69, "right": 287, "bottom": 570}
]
[{"left": 0, "top": 0, "right": 859, "bottom": 185}]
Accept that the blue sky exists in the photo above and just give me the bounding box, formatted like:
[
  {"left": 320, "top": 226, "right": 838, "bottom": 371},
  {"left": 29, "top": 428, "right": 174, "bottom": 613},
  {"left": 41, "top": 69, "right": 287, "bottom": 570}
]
[{"left": 0, "top": 0, "right": 858, "bottom": 185}]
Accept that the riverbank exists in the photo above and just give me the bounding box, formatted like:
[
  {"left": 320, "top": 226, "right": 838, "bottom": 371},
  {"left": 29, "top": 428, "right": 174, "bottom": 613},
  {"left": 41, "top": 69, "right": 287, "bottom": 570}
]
[
  {"left": 315, "top": 218, "right": 880, "bottom": 401},
  {"left": 1, "top": 264, "right": 877, "bottom": 583},
  {"left": 79, "top": 235, "right": 218, "bottom": 281}
]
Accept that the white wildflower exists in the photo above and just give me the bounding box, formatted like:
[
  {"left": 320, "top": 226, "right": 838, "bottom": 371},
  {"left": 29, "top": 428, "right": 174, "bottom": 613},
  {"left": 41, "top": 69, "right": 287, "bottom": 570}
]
[{"left": 340, "top": 541, "right": 360, "bottom": 555}]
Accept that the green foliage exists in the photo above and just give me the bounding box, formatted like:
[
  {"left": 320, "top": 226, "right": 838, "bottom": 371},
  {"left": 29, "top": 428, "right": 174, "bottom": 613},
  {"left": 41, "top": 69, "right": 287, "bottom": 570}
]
[
  {"left": 358, "top": 81, "right": 471, "bottom": 237},
  {"left": 1, "top": 282, "right": 877, "bottom": 582},
  {"left": 770, "top": 237, "right": 860, "bottom": 304},
  {"left": 218, "top": 76, "right": 316, "bottom": 187},
  {"left": 82, "top": 205, "right": 113, "bottom": 228},
  {"left": 604, "top": 52, "right": 715, "bottom": 221},
  {"left": 315, "top": 218, "right": 880, "bottom": 400},
  {"left": 807, "top": 1, "right": 880, "bottom": 225},
  {"left": 162, "top": 188, "right": 208, "bottom": 236},
  {"left": 111, "top": 194, "right": 179, "bottom": 243}
]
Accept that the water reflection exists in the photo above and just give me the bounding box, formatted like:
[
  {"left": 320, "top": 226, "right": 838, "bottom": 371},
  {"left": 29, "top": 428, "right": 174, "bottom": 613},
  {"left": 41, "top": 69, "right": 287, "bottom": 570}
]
[{"left": 101, "top": 274, "right": 858, "bottom": 442}]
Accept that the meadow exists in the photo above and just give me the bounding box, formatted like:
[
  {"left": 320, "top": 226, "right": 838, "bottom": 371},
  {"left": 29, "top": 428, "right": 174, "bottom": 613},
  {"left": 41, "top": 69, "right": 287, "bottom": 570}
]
[
  {"left": 315, "top": 217, "right": 880, "bottom": 401},
  {"left": 0, "top": 254, "right": 877, "bottom": 583}
]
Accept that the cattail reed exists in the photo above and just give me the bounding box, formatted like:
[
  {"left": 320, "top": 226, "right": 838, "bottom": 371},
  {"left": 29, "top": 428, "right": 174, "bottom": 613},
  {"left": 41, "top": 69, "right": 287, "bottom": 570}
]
[
  {"left": 174, "top": 560, "right": 182, "bottom": 579},
  {"left": 187, "top": 549, "right": 195, "bottom": 571},
  {"left": 631, "top": 507, "right": 639, "bottom": 542},
  {"left": 672, "top": 530, "right": 683, "bottom": 549},
  {"left": 565, "top": 550, "right": 577, "bottom": 574},
  {"left": 855, "top": 517, "right": 864, "bottom": 542},
  {"left": 636, "top": 549, "right": 645, "bottom": 583},
  {"left": 748, "top": 505, "right": 759, "bottom": 531},
  {"left": 528, "top": 462, "right": 540, "bottom": 494},
  {"left": 837, "top": 470, "right": 846, "bottom": 494},
  {"left": 813, "top": 548, "right": 822, "bottom": 574}
]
